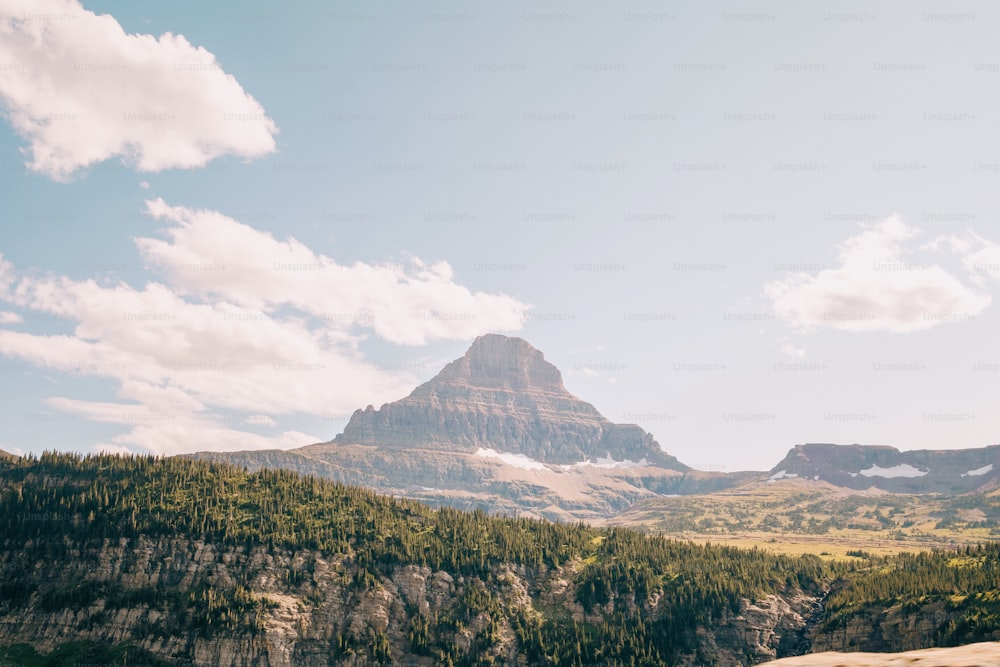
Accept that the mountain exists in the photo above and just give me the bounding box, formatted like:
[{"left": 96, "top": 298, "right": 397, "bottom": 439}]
[
  {"left": 5, "top": 452, "right": 1000, "bottom": 666},
  {"left": 190, "top": 335, "right": 998, "bottom": 527},
  {"left": 768, "top": 443, "right": 1000, "bottom": 494},
  {"left": 334, "top": 333, "right": 685, "bottom": 467},
  {"left": 192, "top": 334, "right": 739, "bottom": 520}
]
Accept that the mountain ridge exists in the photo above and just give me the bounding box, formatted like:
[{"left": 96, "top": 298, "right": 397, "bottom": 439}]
[{"left": 769, "top": 442, "right": 1000, "bottom": 494}]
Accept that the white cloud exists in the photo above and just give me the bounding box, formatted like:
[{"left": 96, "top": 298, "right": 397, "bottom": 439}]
[
  {"left": 765, "top": 216, "right": 991, "bottom": 333},
  {"left": 923, "top": 231, "right": 1000, "bottom": 287},
  {"left": 0, "top": 201, "right": 529, "bottom": 455},
  {"left": 960, "top": 237, "right": 1000, "bottom": 285},
  {"left": 138, "top": 198, "right": 530, "bottom": 346},
  {"left": 244, "top": 414, "right": 276, "bottom": 427},
  {"left": 0, "top": 310, "right": 21, "bottom": 324},
  {"left": 95, "top": 443, "right": 136, "bottom": 457},
  {"left": 781, "top": 340, "right": 807, "bottom": 359},
  {"left": 58, "top": 397, "right": 318, "bottom": 456},
  {"left": 0, "top": 0, "right": 277, "bottom": 180}
]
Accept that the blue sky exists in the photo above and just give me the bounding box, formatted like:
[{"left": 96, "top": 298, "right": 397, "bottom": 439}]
[{"left": 1, "top": 0, "right": 1000, "bottom": 470}]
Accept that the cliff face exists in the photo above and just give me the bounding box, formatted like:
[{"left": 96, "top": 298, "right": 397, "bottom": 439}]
[
  {"left": 809, "top": 598, "right": 1000, "bottom": 653},
  {"left": 0, "top": 536, "right": 819, "bottom": 667},
  {"left": 333, "top": 334, "right": 686, "bottom": 469}
]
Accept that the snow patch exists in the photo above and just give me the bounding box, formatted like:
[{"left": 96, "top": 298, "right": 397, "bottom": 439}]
[
  {"left": 569, "top": 453, "right": 650, "bottom": 469},
  {"left": 858, "top": 463, "right": 928, "bottom": 478},
  {"left": 768, "top": 470, "right": 799, "bottom": 481},
  {"left": 963, "top": 464, "right": 994, "bottom": 477},
  {"left": 475, "top": 448, "right": 548, "bottom": 470}
]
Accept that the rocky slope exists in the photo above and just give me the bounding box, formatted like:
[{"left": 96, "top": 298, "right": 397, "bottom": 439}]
[{"left": 769, "top": 443, "right": 1000, "bottom": 494}]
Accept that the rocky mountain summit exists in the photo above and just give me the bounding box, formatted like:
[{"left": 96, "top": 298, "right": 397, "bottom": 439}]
[{"left": 334, "top": 333, "right": 685, "bottom": 468}]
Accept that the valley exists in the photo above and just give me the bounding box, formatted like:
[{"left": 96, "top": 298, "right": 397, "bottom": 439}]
[{"left": 614, "top": 477, "right": 1000, "bottom": 557}]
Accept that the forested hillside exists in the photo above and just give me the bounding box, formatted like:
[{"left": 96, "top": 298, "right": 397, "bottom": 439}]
[{"left": 0, "top": 453, "right": 998, "bottom": 665}]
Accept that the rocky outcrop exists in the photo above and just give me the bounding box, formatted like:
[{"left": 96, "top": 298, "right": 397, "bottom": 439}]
[
  {"left": 694, "top": 593, "right": 822, "bottom": 664},
  {"left": 808, "top": 598, "right": 1000, "bottom": 654},
  {"left": 332, "top": 334, "right": 687, "bottom": 469}
]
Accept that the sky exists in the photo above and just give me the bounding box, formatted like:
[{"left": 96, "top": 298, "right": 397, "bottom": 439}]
[{"left": 1, "top": 0, "right": 999, "bottom": 471}]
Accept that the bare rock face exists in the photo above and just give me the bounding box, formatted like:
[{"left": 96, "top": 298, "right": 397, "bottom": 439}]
[{"left": 333, "top": 334, "right": 686, "bottom": 469}]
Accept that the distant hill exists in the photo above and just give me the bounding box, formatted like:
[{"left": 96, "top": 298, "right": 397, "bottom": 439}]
[{"left": 768, "top": 443, "right": 1000, "bottom": 494}]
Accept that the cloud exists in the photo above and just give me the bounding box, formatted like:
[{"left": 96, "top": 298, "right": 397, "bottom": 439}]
[
  {"left": 138, "top": 198, "right": 530, "bottom": 346},
  {"left": 0, "top": 201, "right": 530, "bottom": 454},
  {"left": 0, "top": 311, "right": 21, "bottom": 324},
  {"left": 923, "top": 231, "right": 1000, "bottom": 286},
  {"left": 0, "top": 0, "right": 277, "bottom": 180},
  {"left": 765, "top": 216, "right": 991, "bottom": 333},
  {"left": 781, "top": 339, "right": 807, "bottom": 360},
  {"left": 959, "top": 236, "right": 1000, "bottom": 286}
]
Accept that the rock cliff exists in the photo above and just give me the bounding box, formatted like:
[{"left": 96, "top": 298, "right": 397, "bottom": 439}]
[{"left": 0, "top": 536, "right": 820, "bottom": 667}]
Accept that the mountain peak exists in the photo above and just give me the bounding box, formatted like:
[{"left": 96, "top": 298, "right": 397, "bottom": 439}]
[
  {"left": 332, "top": 334, "right": 686, "bottom": 469},
  {"left": 425, "top": 334, "right": 566, "bottom": 394}
]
